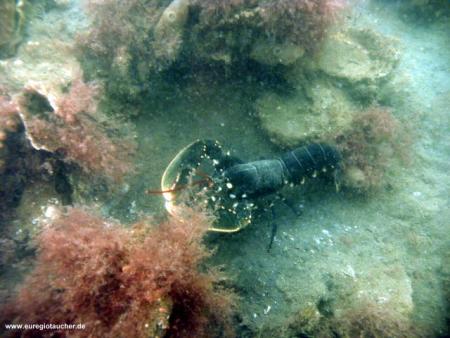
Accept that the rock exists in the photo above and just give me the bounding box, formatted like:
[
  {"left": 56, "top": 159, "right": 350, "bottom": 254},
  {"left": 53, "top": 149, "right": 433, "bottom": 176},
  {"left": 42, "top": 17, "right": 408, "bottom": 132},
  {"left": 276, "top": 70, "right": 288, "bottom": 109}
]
[
  {"left": 352, "top": 264, "right": 414, "bottom": 315},
  {"left": 342, "top": 165, "right": 367, "bottom": 189},
  {"left": 153, "top": 0, "right": 190, "bottom": 66},
  {"left": 0, "top": 0, "right": 26, "bottom": 57},
  {"left": 250, "top": 39, "right": 305, "bottom": 66},
  {"left": 0, "top": 0, "right": 16, "bottom": 48},
  {"left": 256, "top": 77, "right": 360, "bottom": 146},
  {"left": 255, "top": 27, "right": 400, "bottom": 147},
  {"left": 323, "top": 263, "right": 414, "bottom": 323},
  {"left": 317, "top": 28, "right": 399, "bottom": 86},
  {"left": 0, "top": 8, "right": 81, "bottom": 93},
  {"left": 13, "top": 181, "right": 62, "bottom": 240}
]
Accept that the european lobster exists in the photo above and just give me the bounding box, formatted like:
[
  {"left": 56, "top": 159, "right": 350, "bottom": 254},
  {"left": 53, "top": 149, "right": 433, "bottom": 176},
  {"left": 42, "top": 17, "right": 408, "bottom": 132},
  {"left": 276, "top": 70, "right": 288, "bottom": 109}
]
[{"left": 148, "top": 140, "right": 342, "bottom": 250}]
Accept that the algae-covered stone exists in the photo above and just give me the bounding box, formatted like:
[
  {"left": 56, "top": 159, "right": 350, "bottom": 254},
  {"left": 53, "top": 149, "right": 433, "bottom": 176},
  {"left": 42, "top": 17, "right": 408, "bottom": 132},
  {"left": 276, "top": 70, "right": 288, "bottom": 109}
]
[
  {"left": 13, "top": 182, "right": 62, "bottom": 240},
  {"left": 153, "top": 0, "right": 190, "bottom": 65},
  {"left": 0, "top": 1, "right": 16, "bottom": 45},
  {"left": 321, "top": 264, "right": 416, "bottom": 336},
  {"left": 255, "top": 27, "right": 400, "bottom": 147},
  {"left": 349, "top": 263, "right": 414, "bottom": 315},
  {"left": 317, "top": 28, "right": 399, "bottom": 85},
  {"left": 250, "top": 39, "right": 305, "bottom": 66},
  {"left": 256, "top": 77, "right": 360, "bottom": 147},
  {"left": 0, "top": 0, "right": 22, "bottom": 57},
  {"left": 0, "top": 3, "right": 81, "bottom": 92}
]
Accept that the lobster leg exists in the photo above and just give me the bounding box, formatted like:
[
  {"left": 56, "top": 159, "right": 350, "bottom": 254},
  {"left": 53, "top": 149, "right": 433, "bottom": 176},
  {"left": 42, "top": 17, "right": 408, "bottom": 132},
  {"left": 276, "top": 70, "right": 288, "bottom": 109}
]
[
  {"left": 268, "top": 207, "right": 278, "bottom": 252},
  {"left": 283, "top": 198, "right": 303, "bottom": 217},
  {"left": 267, "top": 193, "right": 303, "bottom": 252}
]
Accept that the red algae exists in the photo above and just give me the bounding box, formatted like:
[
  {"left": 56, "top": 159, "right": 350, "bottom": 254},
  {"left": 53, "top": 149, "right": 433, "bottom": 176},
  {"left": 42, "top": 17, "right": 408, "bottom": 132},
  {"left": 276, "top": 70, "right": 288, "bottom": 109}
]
[
  {"left": 0, "top": 207, "right": 235, "bottom": 338},
  {"left": 17, "top": 80, "right": 136, "bottom": 182},
  {"left": 194, "top": 0, "right": 345, "bottom": 54},
  {"left": 336, "top": 106, "right": 410, "bottom": 192}
]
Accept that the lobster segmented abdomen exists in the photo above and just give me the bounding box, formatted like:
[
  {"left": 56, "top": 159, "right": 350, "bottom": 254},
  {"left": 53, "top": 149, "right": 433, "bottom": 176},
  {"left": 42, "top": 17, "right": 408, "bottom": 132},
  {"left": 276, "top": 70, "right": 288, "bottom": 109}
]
[
  {"left": 280, "top": 143, "right": 341, "bottom": 184},
  {"left": 222, "top": 159, "right": 287, "bottom": 197}
]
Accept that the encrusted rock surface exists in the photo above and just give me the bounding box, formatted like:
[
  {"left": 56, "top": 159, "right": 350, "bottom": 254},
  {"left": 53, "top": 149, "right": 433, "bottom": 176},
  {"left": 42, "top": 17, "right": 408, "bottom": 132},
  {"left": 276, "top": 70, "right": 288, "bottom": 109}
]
[
  {"left": 250, "top": 39, "right": 305, "bottom": 66},
  {"left": 317, "top": 28, "right": 400, "bottom": 85},
  {"left": 153, "top": 0, "right": 191, "bottom": 66},
  {"left": 257, "top": 77, "right": 360, "bottom": 146},
  {"left": 256, "top": 27, "right": 400, "bottom": 147},
  {"left": 0, "top": 0, "right": 24, "bottom": 57}
]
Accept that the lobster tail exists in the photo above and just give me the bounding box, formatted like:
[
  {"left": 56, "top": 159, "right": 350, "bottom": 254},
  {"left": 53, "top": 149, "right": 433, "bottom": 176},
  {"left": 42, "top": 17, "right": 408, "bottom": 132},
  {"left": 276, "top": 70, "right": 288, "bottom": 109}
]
[{"left": 280, "top": 143, "right": 341, "bottom": 184}]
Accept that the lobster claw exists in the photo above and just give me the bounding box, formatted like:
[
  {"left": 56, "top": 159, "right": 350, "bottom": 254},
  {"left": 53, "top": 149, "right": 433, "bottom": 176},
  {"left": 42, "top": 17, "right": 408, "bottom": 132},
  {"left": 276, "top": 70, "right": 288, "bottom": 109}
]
[{"left": 160, "top": 139, "right": 254, "bottom": 233}]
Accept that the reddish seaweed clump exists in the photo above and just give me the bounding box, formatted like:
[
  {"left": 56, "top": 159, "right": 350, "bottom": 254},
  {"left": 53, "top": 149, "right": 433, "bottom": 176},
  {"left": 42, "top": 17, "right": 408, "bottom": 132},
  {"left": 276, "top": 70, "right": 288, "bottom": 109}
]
[
  {"left": 258, "top": 0, "right": 344, "bottom": 52},
  {"left": 17, "top": 80, "right": 136, "bottom": 182},
  {"left": 336, "top": 106, "right": 409, "bottom": 192},
  {"left": 1, "top": 207, "right": 235, "bottom": 338},
  {"left": 193, "top": 0, "right": 345, "bottom": 54}
]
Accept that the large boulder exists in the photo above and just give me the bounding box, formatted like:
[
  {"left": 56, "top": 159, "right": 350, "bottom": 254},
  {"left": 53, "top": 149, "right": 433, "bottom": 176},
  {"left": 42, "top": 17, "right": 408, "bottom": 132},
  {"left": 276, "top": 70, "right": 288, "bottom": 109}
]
[
  {"left": 256, "top": 27, "right": 400, "bottom": 147},
  {"left": 317, "top": 28, "right": 400, "bottom": 98},
  {"left": 257, "top": 77, "right": 360, "bottom": 147}
]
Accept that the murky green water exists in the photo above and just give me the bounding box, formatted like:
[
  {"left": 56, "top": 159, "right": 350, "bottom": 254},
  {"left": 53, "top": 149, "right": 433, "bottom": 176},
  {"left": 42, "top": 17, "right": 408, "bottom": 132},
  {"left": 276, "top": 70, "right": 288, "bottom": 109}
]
[{"left": 1, "top": 0, "right": 449, "bottom": 337}]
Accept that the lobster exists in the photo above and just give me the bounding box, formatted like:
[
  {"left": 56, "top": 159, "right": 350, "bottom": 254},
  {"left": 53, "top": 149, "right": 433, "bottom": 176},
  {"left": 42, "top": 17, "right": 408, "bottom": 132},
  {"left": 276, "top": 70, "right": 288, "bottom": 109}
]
[
  {"left": 148, "top": 140, "right": 342, "bottom": 251},
  {"left": 219, "top": 143, "right": 341, "bottom": 198}
]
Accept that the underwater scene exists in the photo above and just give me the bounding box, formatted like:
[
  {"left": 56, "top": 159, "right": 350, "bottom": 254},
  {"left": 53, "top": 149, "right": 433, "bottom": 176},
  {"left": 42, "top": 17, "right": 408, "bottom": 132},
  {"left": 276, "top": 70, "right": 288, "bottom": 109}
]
[{"left": 0, "top": 0, "right": 449, "bottom": 337}]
